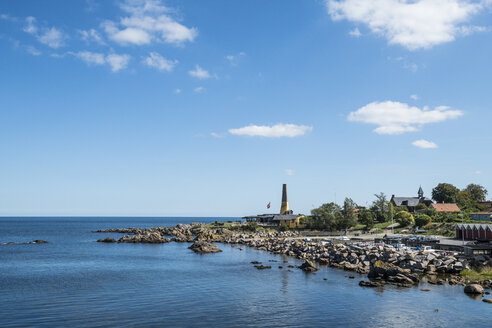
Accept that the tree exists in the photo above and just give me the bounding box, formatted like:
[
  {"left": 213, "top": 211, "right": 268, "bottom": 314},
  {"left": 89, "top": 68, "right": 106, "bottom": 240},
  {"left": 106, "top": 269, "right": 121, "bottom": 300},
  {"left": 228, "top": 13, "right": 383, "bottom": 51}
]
[
  {"left": 338, "top": 198, "right": 358, "bottom": 230},
  {"left": 310, "top": 203, "right": 341, "bottom": 231},
  {"left": 432, "top": 183, "right": 460, "bottom": 203},
  {"left": 456, "top": 190, "right": 476, "bottom": 211},
  {"left": 464, "top": 184, "right": 488, "bottom": 203},
  {"left": 371, "top": 192, "right": 390, "bottom": 223},
  {"left": 395, "top": 211, "right": 415, "bottom": 227},
  {"left": 358, "top": 208, "right": 375, "bottom": 231},
  {"left": 414, "top": 214, "right": 431, "bottom": 228}
]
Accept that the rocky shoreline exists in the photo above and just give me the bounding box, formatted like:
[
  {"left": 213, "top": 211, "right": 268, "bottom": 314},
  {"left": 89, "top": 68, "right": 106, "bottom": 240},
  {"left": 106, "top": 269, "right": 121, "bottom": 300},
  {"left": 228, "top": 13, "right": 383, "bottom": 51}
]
[{"left": 96, "top": 223, "right": 492, "bottom": 292}]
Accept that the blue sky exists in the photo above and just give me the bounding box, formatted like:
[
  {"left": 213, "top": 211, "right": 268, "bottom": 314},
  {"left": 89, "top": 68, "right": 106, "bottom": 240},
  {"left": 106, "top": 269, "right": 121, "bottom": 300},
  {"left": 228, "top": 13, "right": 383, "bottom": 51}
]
[{"left": 1, "top": 0, "right": 491, "bottom": 216}]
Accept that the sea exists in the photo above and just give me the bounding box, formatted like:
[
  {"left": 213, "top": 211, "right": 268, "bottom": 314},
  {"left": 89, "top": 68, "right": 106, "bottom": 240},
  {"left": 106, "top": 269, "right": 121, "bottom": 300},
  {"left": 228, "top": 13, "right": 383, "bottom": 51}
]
[{"left": 0, "top": 217, "right": 491, "bottom": 328}]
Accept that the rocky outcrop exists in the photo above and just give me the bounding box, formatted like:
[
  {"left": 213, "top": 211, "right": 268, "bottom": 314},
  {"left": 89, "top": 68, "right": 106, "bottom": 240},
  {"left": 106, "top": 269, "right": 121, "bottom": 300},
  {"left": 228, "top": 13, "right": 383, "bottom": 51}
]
[
  {"left": 359, "top": 280, "right": 380, "bottom": 287},
  {"left": 368, "top": 260, "right": 419, "bottom": 287},
  {"left": 2, "top": 240, "right": 49, "bottom": 245},
  {"left": 464, "top": 284, "right": 484, "bottom": 295},
  {"left": 189, "top": 241, "right": 222, "bottom": 253},
  {"left": 118, "top": 232, "right": 171, "bottom": 244},
  {"left": 97, "top": 238, "right": 116, "bottom": 243}
]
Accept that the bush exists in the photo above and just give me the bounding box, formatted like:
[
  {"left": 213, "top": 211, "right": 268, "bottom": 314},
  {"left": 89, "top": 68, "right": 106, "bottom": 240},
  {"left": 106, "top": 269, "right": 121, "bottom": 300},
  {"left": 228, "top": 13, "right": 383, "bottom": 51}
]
[
  {"left": 395, "top": 211, "right": 415, "bottom": 227},
  {"left": 280, "top": 225, "right": 289, "bottom": 232},
  {"left": 414, "top": 214, "right": 431, "bottom": 228}
]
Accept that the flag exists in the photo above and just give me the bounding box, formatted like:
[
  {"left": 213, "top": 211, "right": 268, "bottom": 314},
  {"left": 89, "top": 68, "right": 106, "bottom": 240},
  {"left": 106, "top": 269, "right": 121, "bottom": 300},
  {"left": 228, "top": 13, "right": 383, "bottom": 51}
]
[{"left": 267, "top": 202, "right": 271, "bottom": 209}]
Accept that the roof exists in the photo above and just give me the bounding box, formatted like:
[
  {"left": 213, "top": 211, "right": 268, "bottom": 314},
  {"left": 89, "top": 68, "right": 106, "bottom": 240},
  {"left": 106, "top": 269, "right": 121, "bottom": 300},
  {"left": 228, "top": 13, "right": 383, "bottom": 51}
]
[
  {"left": 431, "top": 203, "right": 460, "bottom": 212},
  {"left": 271, "top": 214, "right": 303, "bottom": 221},
  {"left": 455, "top": 223, "right": 492, "bottom": 230},
  {"left": 392, "top": 197, "right": 432, "bottom": 207},
  {"left": 472, "top": 211, "right": 492, "bottom": 215}
]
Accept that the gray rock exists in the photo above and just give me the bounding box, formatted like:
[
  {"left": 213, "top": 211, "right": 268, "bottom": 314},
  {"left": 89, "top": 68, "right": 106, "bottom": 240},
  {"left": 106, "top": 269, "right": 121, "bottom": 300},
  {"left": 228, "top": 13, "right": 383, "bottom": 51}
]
[{"left": 464, "top": 284, "right": 484, "bottom": 295}]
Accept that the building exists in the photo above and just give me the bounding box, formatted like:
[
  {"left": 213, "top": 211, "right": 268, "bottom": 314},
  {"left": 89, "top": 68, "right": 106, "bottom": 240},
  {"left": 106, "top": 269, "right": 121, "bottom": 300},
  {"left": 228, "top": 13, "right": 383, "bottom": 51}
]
[
  {"left": 471, "top": 210, "right": 492, "bottom": 222},
  {"left": 243, "top": 184, "right": 305, "bottom": 228},
  {"left": 430, "top": 203, "right": 461, "bottom": 213},
  {"left": 390, "top": 186, "right": 433, "bottom": 212},
  {"left": 455, "top": 223, "right": 492, "bottom": 241}
]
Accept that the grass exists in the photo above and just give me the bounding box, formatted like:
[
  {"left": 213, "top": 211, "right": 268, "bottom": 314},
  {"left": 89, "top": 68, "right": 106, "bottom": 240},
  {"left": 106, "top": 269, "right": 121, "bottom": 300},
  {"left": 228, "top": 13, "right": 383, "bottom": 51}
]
[{"left": 461, "top": 267, "right": 492, "bottom": 282}]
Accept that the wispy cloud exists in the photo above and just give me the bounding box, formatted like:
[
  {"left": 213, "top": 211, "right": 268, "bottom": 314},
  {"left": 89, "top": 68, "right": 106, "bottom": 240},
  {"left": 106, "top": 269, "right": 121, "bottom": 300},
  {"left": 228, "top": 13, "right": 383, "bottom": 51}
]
[
  {"left": 25, "top": 45, "right": 41, "bottom": 56},
  {"left": 102, "top": 0, "right": 197, "bottom": 46},
  {"left": 193, "top": 86, "right": 205, "bottom": 93},
  {"left": 143, "top": 52, "right": 177, "bottom": 71},
  {"left": 229, "top": 123, "right": 313, "bottom": 138},
  {"left": 285, "top": 169, "right": 295, "bottom": 176},
  {"left": 69, "top": 51, "right": 131, "bottom": 72},
  {"left": 226, "top": 51, "right": 246, "bottom": 66},
  {"left": 412, "top": 139, "right": 438, "bottom": 149},
  {"left": 348, "top": 101, "right": 463, "bottom": 135},
  {"left": 189, "top": 65, "right": 214, "bottom": 79},
  {"left": 23, "top": 16, "right": 67, "bottom": 48},
  {"left": 326, "top": 0, "right": 490, "bottom": 50},
  {"left": 349, "top": 27, "right": 361, "bottom": 37},
  {"left": 174, "top": 88, "right": 182, "bottom": 94},
  {"left": 410, "top": 94, "right": 419, "bottom": 100},
  {"left": 78, "top": 28, "right": 105, "bottom": 45}
]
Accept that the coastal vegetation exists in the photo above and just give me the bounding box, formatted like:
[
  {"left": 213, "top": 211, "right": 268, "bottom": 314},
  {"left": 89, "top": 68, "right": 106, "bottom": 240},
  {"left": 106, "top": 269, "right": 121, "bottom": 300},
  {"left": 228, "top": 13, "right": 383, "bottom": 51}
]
[
  {"left": 461, "top": 267, "right": 492, "bottom": 282},
  {"left": 307, "top": 182, "right": 488, "bottom": 233}
]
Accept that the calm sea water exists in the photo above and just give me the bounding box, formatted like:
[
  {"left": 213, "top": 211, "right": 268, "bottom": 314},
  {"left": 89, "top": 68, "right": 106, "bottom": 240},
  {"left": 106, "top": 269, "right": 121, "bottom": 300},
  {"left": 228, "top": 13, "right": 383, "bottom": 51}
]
[{"left": 0, "top": 217, "right": 491, "bottom": 328}]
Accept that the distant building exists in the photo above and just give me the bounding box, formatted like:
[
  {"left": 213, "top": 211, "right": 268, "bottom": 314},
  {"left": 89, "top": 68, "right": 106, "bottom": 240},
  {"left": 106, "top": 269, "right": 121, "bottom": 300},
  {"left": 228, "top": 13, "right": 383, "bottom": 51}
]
[
  {"left": 471, "top": 210, "right": 492, "bottom": 222},
  {"left": 243, "top": 184, "right": 304, "bottom": 228},
  {"left": 430, "top": 203, "right": 461, "bottom": 213},
  {"left": 455, "top": 223, "right": 492, "bottom": 241},
  {"left": 390, "top": 186, "right": 433, "bottom": 212}
]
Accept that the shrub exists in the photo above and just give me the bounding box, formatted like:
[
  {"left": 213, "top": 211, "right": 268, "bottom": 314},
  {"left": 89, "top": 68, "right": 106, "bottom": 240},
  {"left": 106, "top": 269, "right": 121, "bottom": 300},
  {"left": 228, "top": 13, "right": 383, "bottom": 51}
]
[
  {"left": 395, "top": 211, "right": 415, "bottom": 227},
  {"left": 414, "top": 214, "right": 431, "bottom": 228}
]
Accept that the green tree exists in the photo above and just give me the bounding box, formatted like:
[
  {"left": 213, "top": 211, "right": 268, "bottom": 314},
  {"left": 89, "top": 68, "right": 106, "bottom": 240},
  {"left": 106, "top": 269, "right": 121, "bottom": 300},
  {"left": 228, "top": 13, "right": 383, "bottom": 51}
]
[
  {"left": 414, "top": 214, "right": 431, "bottom": 228},
  {"left": 310, "top": 202, "right": 341, "bottom": 231},
  {"left": 358, "top": 208, "right": 375, "bottom": 231},
  {"left": 464, "top": 184, "right": 488, "bottom": 202},
  {"left": 338, "top": 198, "right": 358, "bottom": 230},
  {"left": 432, "top": 183, "right": 460, "bottom": 203},
  {"left": 371, "top": 192, "right": 390, "bottom": 223},
  {"left": 395, "top": 211, "right": 415, "bottom": 227}
]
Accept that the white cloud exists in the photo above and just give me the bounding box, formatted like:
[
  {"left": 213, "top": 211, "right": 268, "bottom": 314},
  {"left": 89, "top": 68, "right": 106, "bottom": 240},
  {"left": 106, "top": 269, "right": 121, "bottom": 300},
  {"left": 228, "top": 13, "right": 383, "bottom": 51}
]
[
  {"left": 174, "top": 88, "right": 182, "bottom": 94},
  {"left": 229, "top": 123, "right": 313, "bottom": 138},
  {"left": 285, "top": 169, "right": 295, "bottom": 176},
  {"left": 226, "top": 51, "right": 246, "bottom": 65},
  {"left": 143, "top": 52, "right": 177, "bottom": 71},
  {"left": 25, "top": 45, "right": 41, "bottom": 56},
  {"left": 78, "top": 28, "right": 105, "bottom": 45},
  {"left": 189, "top": 65, "right": 213, "bottom": 79},
  {"left": 326, "top": 0, "right": 490, "bottom": 50},
  {"left": 210, "top": 132, "right": 224, "bottom": 138},
  {"left": 23, "top": 17, "right": 67, "bottom": 48},
  {"left": 106, "top": 53, "right": 131, "bottom": 72},
  {"left": 349, "top": 27, "right": 361, "bottom": 37},
  {"left": 475, "top": 170, "right": 483, "bottom": 175},
  {"left": 412, "top": 139, "right": 438, "bottom": 149},
  {"left": 193, "top": 86, "right": 205, "bottom": 93},
  {"left": 102, "top": 0, "right": 197, "bottom": 46},
  {"left": 69, "top": 51, "right": 130, "bottom": 72},
  {"left": 410, "top": 94, "right": 419, "bottom": 100},
  {"left": 347, "top": 101, "right": 463, "bottom": 135}
]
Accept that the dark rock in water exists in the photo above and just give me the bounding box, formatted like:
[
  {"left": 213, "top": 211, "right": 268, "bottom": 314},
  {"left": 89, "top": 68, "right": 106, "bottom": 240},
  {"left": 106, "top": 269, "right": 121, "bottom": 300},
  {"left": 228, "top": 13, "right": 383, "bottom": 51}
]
[
  {"left": 118, "top": 233, "right": 171, "bottom": 244},
  {"left": 368, "top": 260, "right": 418, "bottom": 286},
  {"left": 464, "top": 284, "right": 484, "bottom": 295},
  {"left": 255, "top": 265, "right": 271, "bottom": 270},
  {"left": 359, "top": 280, "right": 380, "bottom": 287},
  {"left": 2, "top": 240, "right": 49, "bottom": 245},
  {"left": 188, "top": 241, "right": 222, "bottom": 253},
  {"left": 299, "top": 260, "right": 319, "bottom": 272},
  {"left": 348, "top": 276, "right": 355, "bottom": 279},
  {"left": 421, "top": 288, "right": 431, "bottom": 292},
  {"left": 485, "top": 291, "right": 490, "bottom": 295},
  {"left": 482, "top": 298, "right": 492, "bottom": 303},
  {"left": 32, "top": 240, "right": 48, "bottom": 244},
  {"left": 288, "top": 265, "right": 295, "bottom": 268},
  {"left": 278, "top": 266, "right": 283, "bottom": 269},
  {"left": 251, "top": 261, "right": 261, "bottom": 265},
  {"left": 97, "top": 238, "right": 116, "bottom": 243},
  {"left": 323, "top": 278, "right": 328, "bottom": 281}
]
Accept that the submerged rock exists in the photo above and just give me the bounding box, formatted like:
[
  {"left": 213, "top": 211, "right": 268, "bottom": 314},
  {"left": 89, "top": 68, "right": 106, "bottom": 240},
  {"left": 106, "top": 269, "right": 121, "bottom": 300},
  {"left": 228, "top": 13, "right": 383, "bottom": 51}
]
[
  {"left": 254, "top": 265, "right": 271, "bottom": 270},
  {"left": 189, "top": 241, "right": 222, "bottom": 253},
  {"left": 299, "top": 260, "right": 319, "bottom": 272},
  {"left": 97, "top": 238, "right": 116, "bottom": 243},
  {"left": 359, "top": 280, "right": 380, "bottom": 287}
]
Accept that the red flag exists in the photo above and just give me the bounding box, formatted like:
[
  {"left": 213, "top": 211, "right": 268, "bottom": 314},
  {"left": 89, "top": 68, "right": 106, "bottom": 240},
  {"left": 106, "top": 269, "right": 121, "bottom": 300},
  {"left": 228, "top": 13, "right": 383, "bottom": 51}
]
[{"left": 267, "top": 202, "right": 271, "bottom": 209}]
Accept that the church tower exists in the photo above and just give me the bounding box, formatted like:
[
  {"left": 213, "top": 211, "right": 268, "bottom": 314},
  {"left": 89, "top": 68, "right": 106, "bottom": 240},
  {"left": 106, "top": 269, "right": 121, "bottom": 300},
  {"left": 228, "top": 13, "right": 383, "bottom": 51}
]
[
  {"left": 280, "top": 184, "right": 290, "bottom": 215},
  {"left": 418, "top": 186, "right": 424, "bottom": 198}
]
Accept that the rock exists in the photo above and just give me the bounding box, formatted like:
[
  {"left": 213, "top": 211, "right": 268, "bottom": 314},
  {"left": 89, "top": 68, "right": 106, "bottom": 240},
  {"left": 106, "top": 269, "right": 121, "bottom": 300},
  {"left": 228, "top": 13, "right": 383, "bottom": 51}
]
[
  {"left": 368, "top": 260, "right": 419, "bottom": 286},
  {"left": 421, "top": 288, "right": 431, "bottom": 292},
  {"left": 97, "top": 238, "right": 116, "bottom": 243},
  {"left": 188, "top": 241, "right": 222, "bottom": 253},
  {"left": 348, "top": 276, "right": 355, "bottom": 279},
  {"left": 464, "top": 284, "right": 484, "bottom": 295},
  {"left": 359, "top": 280, "right": 380, "bottom": 287},
  {"left": 299, "top": 260, "right": 319, "bottom": 272},
  {"left": 254, "top": 265, "right": 271, "bottom": 270},
  {"left": 251, "top": 261, "right": 261, "bottom": 264},
  {"left": 118, "top": 232, "right": 171, "bottom": 244},
  {"left": 323, "top": 278, "right": 328, "bottom": 281},
  {"left": 278, "top": 266, "right": 283, "bottom": 269},
  {"left": 32, "top": 240, "right": 48, "bottom": 244},
  {"left": 482, "top": 298, "right": 492, "bottom": 303}
]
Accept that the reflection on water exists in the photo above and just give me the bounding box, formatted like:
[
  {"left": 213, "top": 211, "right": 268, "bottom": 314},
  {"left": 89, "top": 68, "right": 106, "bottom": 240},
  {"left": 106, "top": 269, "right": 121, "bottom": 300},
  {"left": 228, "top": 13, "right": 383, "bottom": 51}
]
[{"left": 0, "top": 217, "right": 491, "bottom": 328}]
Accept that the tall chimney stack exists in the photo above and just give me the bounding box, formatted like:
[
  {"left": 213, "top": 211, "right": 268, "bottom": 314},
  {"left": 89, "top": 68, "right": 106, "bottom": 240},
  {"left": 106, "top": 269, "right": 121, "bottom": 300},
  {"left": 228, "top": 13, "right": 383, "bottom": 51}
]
[{"left": 280, "top": 184, "right": 290, "bottom": 215}]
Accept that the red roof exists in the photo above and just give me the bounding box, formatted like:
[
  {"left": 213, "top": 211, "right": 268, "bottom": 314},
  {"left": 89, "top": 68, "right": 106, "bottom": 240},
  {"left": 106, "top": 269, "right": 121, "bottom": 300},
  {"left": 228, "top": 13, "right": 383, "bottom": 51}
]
[{"left": 431, "top": 203, "right": 460, "bottom": 212}]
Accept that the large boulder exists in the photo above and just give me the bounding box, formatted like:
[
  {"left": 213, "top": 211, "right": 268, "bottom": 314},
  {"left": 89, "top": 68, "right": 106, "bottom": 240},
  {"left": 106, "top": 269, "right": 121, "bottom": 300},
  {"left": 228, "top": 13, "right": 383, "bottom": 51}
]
[
  {"left": 189, "top": 241, "right": 222, "bottom": 253},
  {"left": 368, "top": 260, "right": 419, "bottom": 286},
  {"left": 299, "top": 260, "right": 319, "bottom": 272},
  {"left": 464, "top": 284, "right": 484, "bottom": 295},
  {"left": 97, "top": 237, "right": 116, "bottom": 243},
  {"left": 118, "top": 232, "right": 171, "bottom": 244}
]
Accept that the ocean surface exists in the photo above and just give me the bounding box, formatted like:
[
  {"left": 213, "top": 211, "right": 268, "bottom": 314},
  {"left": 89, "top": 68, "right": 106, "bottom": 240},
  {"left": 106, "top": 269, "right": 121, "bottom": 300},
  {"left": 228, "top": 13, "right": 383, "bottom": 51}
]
[{"left": 0, "top": 217, "right": 491, "bottom": 328}]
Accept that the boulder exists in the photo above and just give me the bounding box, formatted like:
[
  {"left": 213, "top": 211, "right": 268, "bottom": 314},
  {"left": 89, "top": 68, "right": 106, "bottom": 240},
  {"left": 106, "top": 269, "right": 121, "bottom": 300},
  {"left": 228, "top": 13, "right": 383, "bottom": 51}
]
[
  {"left": 188, "top": 241, "right": 222, "bottom": 253},
  {"left": 299, "top": 260, "right": 319, "bottom": 272},
  {"left": 32, "top": 240, "right": 49, "bottom": 244},
  {"left": 482, "top": 298, "right": 492, "bottom": 303},
  {"left": 359, "top": 280, "right": 380, "bottom": 287},
  {"left": 118, "top": 233, "right": 171, "bottom": 244},
  {"left": 464, "top": 284, "right": 484, "bottom": 295},
  {"left": 254, "top": 265, "right": 271, "bottom": 270},
  {"left": 97, "top": 238, "right": 116, "bottom": 243}
]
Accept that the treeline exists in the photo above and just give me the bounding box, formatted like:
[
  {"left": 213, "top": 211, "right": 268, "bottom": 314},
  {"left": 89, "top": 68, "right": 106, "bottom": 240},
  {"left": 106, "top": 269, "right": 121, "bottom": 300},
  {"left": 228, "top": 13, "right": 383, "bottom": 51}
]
[{"left": 304, "top": 183, "right": 489, "bottom": 232}]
